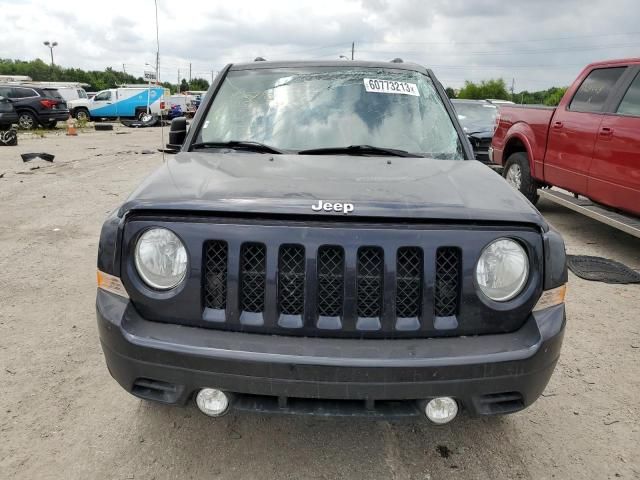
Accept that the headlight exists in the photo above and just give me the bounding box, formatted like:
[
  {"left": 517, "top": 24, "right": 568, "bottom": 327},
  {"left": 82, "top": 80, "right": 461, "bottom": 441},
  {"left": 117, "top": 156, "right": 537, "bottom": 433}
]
[
  {"left": 134, "top": 228, "right": 187, "bottom": 290},
  {"left": 476, "top": 238, "right": 529, "bottom": 302}
]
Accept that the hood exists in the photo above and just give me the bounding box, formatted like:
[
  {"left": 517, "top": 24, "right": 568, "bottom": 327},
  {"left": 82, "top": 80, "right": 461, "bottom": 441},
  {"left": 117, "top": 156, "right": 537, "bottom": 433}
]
[{"left": 121, "top": 152, "right": 545, "bottom": 227}]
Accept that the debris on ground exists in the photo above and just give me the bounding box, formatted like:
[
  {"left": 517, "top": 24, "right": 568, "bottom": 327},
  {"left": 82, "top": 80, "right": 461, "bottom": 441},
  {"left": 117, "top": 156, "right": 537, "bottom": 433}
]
[
  {"left": 94, "top": 124, "right": 114, "bottom": 131},
  {"left": 21, "top": 153, "right": 55, "bottom": 163},
  {"left": 120, "top": 115, "right": 159, "bottom": 128},
  {"left": 0, "top": 128, "right": 18, "bottom": 146}
]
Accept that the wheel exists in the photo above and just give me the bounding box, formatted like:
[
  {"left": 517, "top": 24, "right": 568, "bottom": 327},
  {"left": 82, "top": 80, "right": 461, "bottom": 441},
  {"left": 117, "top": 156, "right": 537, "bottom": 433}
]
[
  {"left": 503, "top": 152, "right": 539, "bottom": 204},
  {"left": 74, "top": 109, "right": 89, "bottom": 121},
  {"left": 136, "top": 110, "right": 152, "bottom": 122},
  {"left": 17, "top": 111, "right": 37, "bottom": 130}
]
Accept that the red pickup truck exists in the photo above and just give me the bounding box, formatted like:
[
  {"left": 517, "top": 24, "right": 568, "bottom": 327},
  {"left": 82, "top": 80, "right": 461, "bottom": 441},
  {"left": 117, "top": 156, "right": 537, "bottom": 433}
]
[{"left": 491, "top": 58, "right": 640, "bottom": 217}]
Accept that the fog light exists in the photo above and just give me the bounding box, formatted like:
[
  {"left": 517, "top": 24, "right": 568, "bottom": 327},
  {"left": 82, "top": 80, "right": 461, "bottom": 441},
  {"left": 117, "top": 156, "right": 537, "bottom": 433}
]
[
  {"left": 195, "top": 388, "right": 230, "bottom": 417},
  {"left": 424, "top": 397, "right": 458, "bottom": 424}
]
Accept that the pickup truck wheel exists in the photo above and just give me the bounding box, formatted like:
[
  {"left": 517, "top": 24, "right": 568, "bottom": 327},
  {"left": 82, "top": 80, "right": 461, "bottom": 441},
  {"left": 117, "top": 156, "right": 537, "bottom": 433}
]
[
  {"left": 74, "top": 109, "right": 89, "bottom": 121},
  {"left": 504, "top": 152, "right": 539, "bottom": 204}
]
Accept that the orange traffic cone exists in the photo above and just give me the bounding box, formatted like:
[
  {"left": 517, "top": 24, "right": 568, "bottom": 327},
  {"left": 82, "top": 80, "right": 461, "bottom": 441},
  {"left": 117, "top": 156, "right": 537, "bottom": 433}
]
[{"left": 66, "top": 115, "right": 77, "bottom": 136}]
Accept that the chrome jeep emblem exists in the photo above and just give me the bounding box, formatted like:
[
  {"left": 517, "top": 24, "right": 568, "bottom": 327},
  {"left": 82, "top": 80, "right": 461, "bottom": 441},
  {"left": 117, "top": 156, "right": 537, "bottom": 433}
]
[{"left": 311, "top": 200, "right": 354, "bottom": 214}]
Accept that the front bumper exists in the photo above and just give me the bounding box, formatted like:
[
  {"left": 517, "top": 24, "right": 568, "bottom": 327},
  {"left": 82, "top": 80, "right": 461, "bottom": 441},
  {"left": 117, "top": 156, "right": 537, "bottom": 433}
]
[{"left": 97, "top": 289, "right": 565, "bottom": 417}]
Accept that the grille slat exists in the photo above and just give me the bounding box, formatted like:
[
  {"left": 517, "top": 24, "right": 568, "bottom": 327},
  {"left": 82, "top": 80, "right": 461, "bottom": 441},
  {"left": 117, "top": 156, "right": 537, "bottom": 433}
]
[
  {"left": 278, "top": 245, "right": 305, "bottom": 315},
  {"left": 396, "top": 247, "right": 423, "bottom": 318},
  {"left": 435, "top": 247, "right": 461, "bottom": 317},
  {"left": 240, "top": 243, "right": 266, "bottom": 313},
  {"left": 357, "top": 247, "right": 383, "bottom": 318},
  {"left": 317, "top": 246, "right": 345, "bottom": 317},
  {"left": 204, "top": 241, "right": 228, "bottom": 310}
]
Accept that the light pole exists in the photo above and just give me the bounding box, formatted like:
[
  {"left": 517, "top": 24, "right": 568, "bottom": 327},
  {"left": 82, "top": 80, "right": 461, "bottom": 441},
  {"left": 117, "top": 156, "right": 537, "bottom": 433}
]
[{"left": 43, "top": 41, "right": 58, "bottom": 67}]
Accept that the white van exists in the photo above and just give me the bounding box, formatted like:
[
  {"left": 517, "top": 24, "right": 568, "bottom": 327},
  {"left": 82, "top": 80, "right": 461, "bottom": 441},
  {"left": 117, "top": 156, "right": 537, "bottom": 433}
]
[{"left": 89, "top": 86, "right": 169, "bottom": 120}]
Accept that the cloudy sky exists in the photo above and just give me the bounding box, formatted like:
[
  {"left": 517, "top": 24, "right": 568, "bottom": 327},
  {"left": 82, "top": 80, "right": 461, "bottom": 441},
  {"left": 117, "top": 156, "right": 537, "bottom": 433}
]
[{"left": 1, "top": 0, "right": 639, "bottom": 91}]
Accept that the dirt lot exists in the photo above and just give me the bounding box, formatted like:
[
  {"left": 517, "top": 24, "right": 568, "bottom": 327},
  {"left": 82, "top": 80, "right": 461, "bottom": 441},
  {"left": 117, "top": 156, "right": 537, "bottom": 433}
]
[{"left": 0, "top": 127, "right": 638, "bottom": 480}]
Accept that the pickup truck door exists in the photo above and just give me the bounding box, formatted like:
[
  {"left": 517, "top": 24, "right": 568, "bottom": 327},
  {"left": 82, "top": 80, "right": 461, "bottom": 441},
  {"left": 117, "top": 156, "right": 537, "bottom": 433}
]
[
  {"left": 544, "top": 67, "right": 627, "bottom": 196},
  {"left": 90, "top": 90, "right": 116, "bottom": 117},
  {"left": 589, "top": 67, "right": 640, "bottom": 216}
]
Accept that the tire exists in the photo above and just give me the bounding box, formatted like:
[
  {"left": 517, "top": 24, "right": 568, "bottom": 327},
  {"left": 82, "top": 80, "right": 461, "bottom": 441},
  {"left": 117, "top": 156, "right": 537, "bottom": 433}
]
[
  {"left": 74, "top": 109, "right": 89, "bottom": 121},
  {"left": 136, "top": 109, "right": 152, "bottom": 122},
  {"left": 17, "top": 111, "right": 37, "bottom": 130},
  {"left": 503, "top": 152, "right": 539, "bottom": 205}
]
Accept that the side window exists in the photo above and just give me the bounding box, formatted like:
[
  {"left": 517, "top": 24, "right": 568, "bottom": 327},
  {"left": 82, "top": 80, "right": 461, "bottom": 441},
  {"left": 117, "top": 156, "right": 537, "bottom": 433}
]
[
  {"left": 14, "top": 87, "right": 37, "bottom": 98},
  {"left": 569, "top": 67, "right": 626, "bottom": 113},
  {"left": 616, "top": 72, "right": 640, "bottom": 117},
  {"left": 94, "top": 91, "right": 112, "bottom": 101},
  {"left": 0, "top": 87, "right": 10, "bottom": 97}
]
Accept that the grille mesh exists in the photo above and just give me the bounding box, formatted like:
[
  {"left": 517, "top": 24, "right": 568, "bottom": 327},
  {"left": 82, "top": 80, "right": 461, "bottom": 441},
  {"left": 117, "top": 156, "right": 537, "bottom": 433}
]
[
  {"left": 317, "top": 246, "right": 345, "bottom": 317},
  {"left": 278, "top": 245, "right": 305, "bottom": 315},
  {"left": 240, "top": 243, "right": 266, "bottom": 313},
  {"left": 204, "top": 241, "right": 227, "bottom": 309},
  {"left": 435, "top": 247, "right": 460, "bottom": 317},
  {"left": 396, "top": 247, "right": 423, "bottom": 318},
  {"left": 357, "top": 247, "right": 383, "bottom": 318}
]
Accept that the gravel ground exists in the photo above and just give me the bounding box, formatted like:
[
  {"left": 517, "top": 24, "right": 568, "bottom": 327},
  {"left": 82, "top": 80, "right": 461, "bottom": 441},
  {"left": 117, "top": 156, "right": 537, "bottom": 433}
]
[{"left": 0, "top": 127, "right": 638, "bottom": 480}]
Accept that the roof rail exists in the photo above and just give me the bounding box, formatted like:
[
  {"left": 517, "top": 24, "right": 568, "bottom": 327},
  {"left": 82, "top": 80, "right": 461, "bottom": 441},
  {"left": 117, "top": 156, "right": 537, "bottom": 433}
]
[{"left": 390, "top": 58, "right": 404, "bottom": 63}]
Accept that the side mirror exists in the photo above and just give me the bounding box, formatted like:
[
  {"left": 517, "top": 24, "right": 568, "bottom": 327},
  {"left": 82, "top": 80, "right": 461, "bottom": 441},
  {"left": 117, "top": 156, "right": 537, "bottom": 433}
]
[{"left": 167, "top": 117, "right": 187, "bottom": 150}]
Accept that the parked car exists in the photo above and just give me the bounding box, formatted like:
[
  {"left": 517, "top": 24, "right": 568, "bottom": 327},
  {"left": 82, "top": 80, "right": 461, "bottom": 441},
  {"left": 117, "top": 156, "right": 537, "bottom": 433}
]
[
  {"left": 20, "top": 82, "right": 91, "bottom": 121},
  {"left": 491, "top": 58, "right": 640, "bottom": 218},
  {"left": 0, "top": 94, "right": 19, "bottom": 129},
  {"left": 0, "top": 84, "right": 69, "bottom": 129},
  {"left": 89, "top": 86, "right": 169, "bottom": 120},
  {"left": 96, "top": 59, "right": 567, "bottom": 423},
  {"left": 451, "top": 99, "right": 498, "bottom": 163}
]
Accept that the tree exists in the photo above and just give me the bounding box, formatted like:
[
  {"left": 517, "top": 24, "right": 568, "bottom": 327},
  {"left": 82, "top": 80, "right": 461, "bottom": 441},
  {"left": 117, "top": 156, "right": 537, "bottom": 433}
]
[
  {"left": 0, "top": 58, "right": 146, "bottom": 91},
  {"left": 445, "top": 87, "right": 456, "bottom": 99},
  {"left": 543, "top": 87, "right": 568, "bottom": 106},
  {"left": 179, "top": 78, "right": 189, "bottom": 92},
  {"left": 457, "top": 79, "right": 510, "bottom": 100},
  {"left": 189, "top": 77, "right": 209, "bottom": 91}
]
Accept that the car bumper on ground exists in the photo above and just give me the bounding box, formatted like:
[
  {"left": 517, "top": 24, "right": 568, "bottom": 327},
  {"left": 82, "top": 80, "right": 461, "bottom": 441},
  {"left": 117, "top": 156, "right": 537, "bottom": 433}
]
[{"left": 96, "top": 289, "right": 565, "bottom": 418}]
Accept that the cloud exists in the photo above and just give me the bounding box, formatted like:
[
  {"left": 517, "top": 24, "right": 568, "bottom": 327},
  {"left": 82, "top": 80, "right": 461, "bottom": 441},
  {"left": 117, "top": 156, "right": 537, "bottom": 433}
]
[{"left": 0, "top": 0, "right": 638, "bottom": 90}]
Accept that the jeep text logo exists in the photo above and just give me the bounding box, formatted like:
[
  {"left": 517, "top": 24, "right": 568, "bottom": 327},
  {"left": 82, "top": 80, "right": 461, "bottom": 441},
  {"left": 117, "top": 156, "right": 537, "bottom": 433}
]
[{"left": 311, "top": 200, "right": 354, "bottom": 214}]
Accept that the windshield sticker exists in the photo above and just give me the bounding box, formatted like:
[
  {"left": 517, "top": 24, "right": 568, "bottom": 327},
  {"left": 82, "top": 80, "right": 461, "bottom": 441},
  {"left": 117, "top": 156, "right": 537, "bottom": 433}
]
[{"left": 363, "top": 78, "right": 419, "bottom": 96}]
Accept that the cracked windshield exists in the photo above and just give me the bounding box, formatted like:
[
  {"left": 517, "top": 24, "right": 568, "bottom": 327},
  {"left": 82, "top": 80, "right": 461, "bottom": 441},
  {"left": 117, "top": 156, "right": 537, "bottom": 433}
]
[{"left": 197, "top": 67, "right": 463, "bottom": 158}]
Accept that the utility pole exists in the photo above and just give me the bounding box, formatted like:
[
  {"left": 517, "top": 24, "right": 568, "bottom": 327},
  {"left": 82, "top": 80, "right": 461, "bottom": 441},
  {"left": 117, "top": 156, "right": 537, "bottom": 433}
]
[
  {"left": 178, "top": 69, "right": 180, "bottom": 90},
  {"left": 211, "top": 70, "right": 214, "bottom": 84},
  {"left": 351, "top": 42, "right": 355, "bottom": 60},
  {"left": 511, "top": 78, "right": 515, "bottom": 102},
  {"left": 189, "top": 63, "right": 192, "bottom": 82},
  {"left": 122, "top": 63, "right": 126, "bottom": 74}
]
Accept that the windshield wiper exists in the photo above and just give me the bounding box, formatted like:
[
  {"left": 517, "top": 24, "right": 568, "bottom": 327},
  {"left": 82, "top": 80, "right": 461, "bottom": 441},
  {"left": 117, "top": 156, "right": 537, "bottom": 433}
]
[
  {"left": 191, "top": 140, "right": 284, "bottom": 154},
  {"left": 297, "top": 145, "right": 423, "bottom": 158}
]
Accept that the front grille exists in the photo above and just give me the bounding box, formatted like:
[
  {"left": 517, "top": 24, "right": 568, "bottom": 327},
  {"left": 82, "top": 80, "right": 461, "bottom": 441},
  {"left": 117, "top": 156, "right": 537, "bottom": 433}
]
[
  {"left": 357, "top": 247, "right": 384, "bottom": 318},
  {"left": 435, "top": 247, "right": 460, "bottom": 317},
  {"left": 396, "top": 247, "right": 422, "bottom": 318},
  {"left": 240, "top": 243, "right": 266, "bottom": 313},
  {"left": 278, "top": 245, "right": 305, "bottom": 315},
  {"left": 204, "top": 241, "right": 227, "bottom": 309},
  {"left": 317, "top": 246, "right": 344, "bottom": 317},
  {"left": 202, "top": 239, "right": 465, "bottom": 337}
]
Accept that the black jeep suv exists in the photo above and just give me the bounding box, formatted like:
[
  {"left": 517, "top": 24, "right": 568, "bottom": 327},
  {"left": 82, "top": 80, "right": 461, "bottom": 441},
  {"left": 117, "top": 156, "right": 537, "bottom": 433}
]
[
  {"left": 0, "top": 85, "right": 69, "bottom": 129},
  {"left": 96, "top": 60, "right": 567, "bottom": 422}
]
